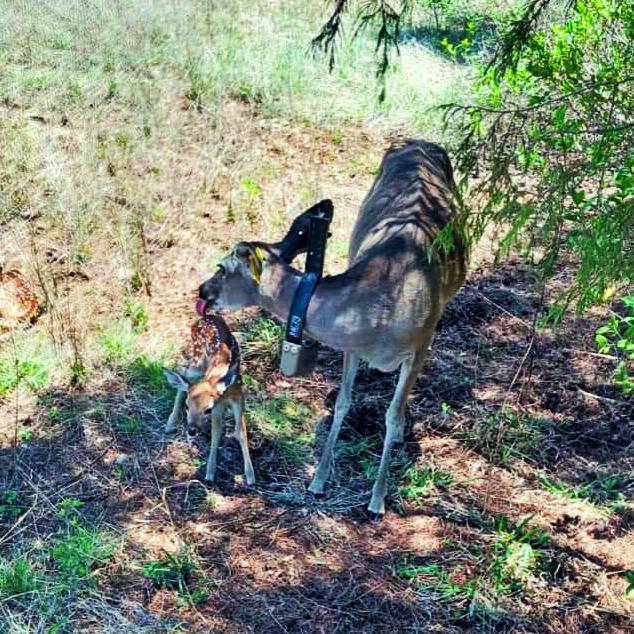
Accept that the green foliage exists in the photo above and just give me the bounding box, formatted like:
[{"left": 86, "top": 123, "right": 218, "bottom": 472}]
[
  {"left": 447, "top": 0, "right": 634, "bottom": 316},
  {"left": 596, "top": 296, "right": 634, "bottom": 394},
  {"left": 399, "top": 465, "right": 454, "bottom": 503},
  {"left": 56, "top": 497, "right": 84, "bottom": 522},
  {"left": 123, "top": 296, "right": 149, "bottom": 334},
  {"left": 248, "top": 395, "right": 315, "bottom": 464},
  {"left": 397, "top": 560, "right": 478, "bottom": 602},
  {"left": 0, "top": 490, "right": 22, "bottom": 520},
  {"left": 142, "top": 550, "right": 208, "bottom": 605},
  {"left": 239, "top": 316, "right": 285, "bottom": 364},
  {"left": 490, "top": 515, "right": 549, "bottom": 592},
  {"left": 0, "top": 557, "right": 40, "bottom": 599},
  {"left": 51, "top": 526, "right": 116, "bottom": 584},
  {"left": 142, "top": 552, "right": 195, "bottom": 592},
  {"left": 397, "top": 516, "right": 550, "bottom": 620},
  {"left": 97, "top": 319, "right": 138, "bottom": 364},
  {"left": 318, "top": 0, "right": 633, "bottom": 318},
  {"left": 466, "top": 411, "right": 557, "bottom": 465},
  {"left": 539, "top": 472, "right": 628, "bottom": 514}
]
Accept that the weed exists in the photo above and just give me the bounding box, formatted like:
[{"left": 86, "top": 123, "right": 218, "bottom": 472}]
[
  {"left": 56, "top": 498, "right": 84, "bottom": 523},
  {"left": 596, "top": 295, "right": 634, "bottom": 394},
  {"left": 0, "top": 333, "right": 56, "bottom": 396},
  {"left": 466, "top": 411, "right": 558, "bottom": 465},
  {"left": 399, "top": 465, "right": 454, "bottom": 503},
  {"left": 398, "top": 560, "right": 478, "bottom": 602},
  {"left": 123, "top": 296, "right": 149, "bottom": 333},
  {"left": 539, "top": 472, "right": 628, "bottom": 514},
  {"left": 142, "top": 549, "right": 208, "bottom": 604},
  {"left": 97, "top": 319, "right": 138, "bottom": 364},
  {"left": 489, "top": 515, "right": 549, "bottom": 593},
  {"left": 240, "top": 177, "right": 262, "bottom": 226},
  {"left": 17, "top": 428, "right": 34, "bottom": 442}
]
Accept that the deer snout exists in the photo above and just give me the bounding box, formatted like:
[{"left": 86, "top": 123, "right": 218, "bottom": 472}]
[
  {"left": 198, "top": 279, "right": 217, "bottom": 303},
  {"left": 186, "top": 424, "right": 198, "bottom": 438}
]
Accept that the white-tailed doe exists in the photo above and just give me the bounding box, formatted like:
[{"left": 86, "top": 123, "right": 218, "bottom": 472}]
[
  {"left": 198, "top": 139, "right": 466, "bottom": 514},
  {"left": 164, "top": 313, "right": 255, "bottom": 485}
]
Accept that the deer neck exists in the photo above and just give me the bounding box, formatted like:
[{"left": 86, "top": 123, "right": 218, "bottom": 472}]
[
  {"left": 257, "top": 259, "right": 343, "bottom": 350},
  {"left": 257, "top": 260, "right": 301, "bottom": 323}
]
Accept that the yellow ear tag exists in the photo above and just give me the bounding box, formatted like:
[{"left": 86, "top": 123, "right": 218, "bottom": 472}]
[{"left": 249, "top": 248, "right": 265, "bottom": 284}]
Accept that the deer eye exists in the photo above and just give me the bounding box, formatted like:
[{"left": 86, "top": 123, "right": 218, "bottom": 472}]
[{"left": 204, "top": 406, "right": 214, "bottom": 416}]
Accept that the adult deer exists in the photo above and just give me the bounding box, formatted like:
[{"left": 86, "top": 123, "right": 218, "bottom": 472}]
[{"left": 198, "top": 139, "right": 467, "bottom": 514}]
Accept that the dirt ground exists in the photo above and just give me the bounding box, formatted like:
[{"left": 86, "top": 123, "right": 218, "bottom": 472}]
[{"left": 1, "top": 116, "right": 632, "bottom": 633}]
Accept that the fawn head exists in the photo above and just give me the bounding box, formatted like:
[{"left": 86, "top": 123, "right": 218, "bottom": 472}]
[{"left": 164, "top": 342, "right": 237, "bottom": 436}]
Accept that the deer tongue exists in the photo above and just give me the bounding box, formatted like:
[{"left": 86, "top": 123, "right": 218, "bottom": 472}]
[{"left": 195, "top": 298, "right": 208, "bottom": 317}]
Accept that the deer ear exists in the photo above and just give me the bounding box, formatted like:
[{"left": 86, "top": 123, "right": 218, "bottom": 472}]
[
  {"left": 275, "top": 200, "right": 333, "bottom": 263},
  {"left": 234, "top": 242, "right": 266, "bottom": 283},
  {"left": 164, "top": 369, "right": 190, "bottom": 392}
]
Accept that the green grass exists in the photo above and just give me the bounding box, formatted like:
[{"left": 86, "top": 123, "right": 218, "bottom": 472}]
[
  {"left": 142, "top": 549, "right": 209, "bottom": 606},
  {"left": 248, "top": 395, "right": 316, "bottom": 464},
  {"left": 397, "top": 514, "right": 551, "bottom": 623},
  {"left": 97, "top": 319, "right": 139, "bottom": 364},
  {"left": 51, "top": 525, "right": 117, "bottom": 585},
  {"left": 398, "top": 561, "right": 478, "bottom": 602},
  {"left": 0, "top": 556, "right": 41, "bottom": 600},
  {"left": 239, "top": 316, "right": 285, "bottom": 364},
  {"left": 539, "top": 472, "right": 628, "bottom": 515},
  {"left": 465, "top": 411, "right": 564, "bottom": 466},
  {"left": 0, "top": 332, "right": 58, "bottom": 396}
]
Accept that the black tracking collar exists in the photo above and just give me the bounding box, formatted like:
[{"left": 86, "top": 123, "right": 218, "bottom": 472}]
[{"left": 284, "top": 200, "right": 333, "bottom": 345}]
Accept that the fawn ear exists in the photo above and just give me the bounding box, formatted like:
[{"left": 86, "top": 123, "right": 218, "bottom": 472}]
[{"left": 164, "top": 369, "right": 190, "bottom": 392}]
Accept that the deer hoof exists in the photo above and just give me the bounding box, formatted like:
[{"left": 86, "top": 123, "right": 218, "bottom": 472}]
[
  {"left": 367, "top": 510, "right": 384, "bottom": 523},
  {"left": 307, "top": 479, "right": 325, "bottom": 497}
]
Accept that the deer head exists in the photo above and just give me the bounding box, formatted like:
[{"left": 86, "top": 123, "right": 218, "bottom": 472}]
[{"left": 197, "top": 242, "right": 269, "bottom": 313}]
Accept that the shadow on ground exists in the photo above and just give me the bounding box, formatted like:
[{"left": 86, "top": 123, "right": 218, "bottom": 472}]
[{"left": 1, "top": 261, "right": 632, "bottom": 632}]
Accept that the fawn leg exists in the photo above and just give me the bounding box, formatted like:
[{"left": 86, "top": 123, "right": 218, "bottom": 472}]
[{"left": 231, "top": 392, "right": 255, "bottom": 485}]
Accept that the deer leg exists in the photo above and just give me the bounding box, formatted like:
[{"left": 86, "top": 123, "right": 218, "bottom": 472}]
[
  {"left": 165, "top": 390, "right": 186, "bottom": 433},
  {"left": 368, "top": 347, "right": 427, "bottom": 516},
  {"left": 308, "top": 352, "right": 360, "bottom": 494},
  {"left": 231, "top": 393, "right": 256, "bottom": 485},
  {"left": 205, "top": 405, "right": 225, "bottom": 483}
]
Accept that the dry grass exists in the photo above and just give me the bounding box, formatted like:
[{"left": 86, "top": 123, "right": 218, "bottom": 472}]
[{"left": 1, "top": 1, "right": 633, "bottom": 633}]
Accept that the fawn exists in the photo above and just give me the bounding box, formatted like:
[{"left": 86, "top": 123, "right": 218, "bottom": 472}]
[{"left": 163, "top": 312, "right": 255, "bottom": 485}]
